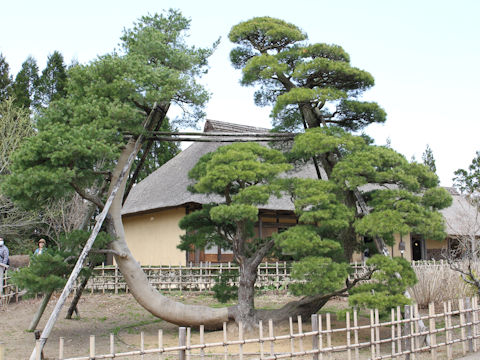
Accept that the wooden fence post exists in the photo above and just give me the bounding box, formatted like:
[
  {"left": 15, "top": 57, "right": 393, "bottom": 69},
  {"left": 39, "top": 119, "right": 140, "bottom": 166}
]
[
  {"left": 370, "top": 309, "right": 376, "bottom": 360},
  {"left": 179, "top": 327, "right": 186, "bottom": 360}
]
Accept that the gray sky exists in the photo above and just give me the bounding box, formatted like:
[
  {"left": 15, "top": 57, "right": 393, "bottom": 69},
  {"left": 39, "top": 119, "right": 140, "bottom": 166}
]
[{"left": 1, "top": 0, "right": 479, "bottom": 186}]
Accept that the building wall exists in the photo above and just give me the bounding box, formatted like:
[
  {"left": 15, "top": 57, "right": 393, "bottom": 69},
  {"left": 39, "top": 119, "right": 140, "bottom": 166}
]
[
  {"left": 122, "top": 207, "right": 186, "bottom": 266},
  {"left": 425, "top": 238, "right": 448, "bottom": 260}
]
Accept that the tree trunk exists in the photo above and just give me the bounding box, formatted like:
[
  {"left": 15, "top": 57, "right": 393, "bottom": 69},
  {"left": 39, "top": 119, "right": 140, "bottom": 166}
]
[
  {"left": 65, "top": 261, "right": 96, "bottom": 319},
  {"left": 231, "top": 261, "right": 258, "bottom": 328},
  {"left": 257, "top": 294, "right": 332, "bottom": 323},
  {"left": 28, "top": 290, "right": 53, "bottom": 331},
  {"left": 107, "top": 134, "right": 230, "bottom": 329}
]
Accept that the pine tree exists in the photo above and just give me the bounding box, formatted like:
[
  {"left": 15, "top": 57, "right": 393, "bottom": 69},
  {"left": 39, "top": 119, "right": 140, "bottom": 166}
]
[
  {"left": 0, "top": 53, "right": 12, "bottom": 102},
  {"left": 36, "top": 51, "right": 67, "bottom": 108},
  {"left": 12, "top": 56, "right": 39, "bottom": 110},
  {"left": 229, "top": 17, "right": 386, "bottom": 133},
  {"left": 179, "top": 135, "right": 451, "bottom": 325},
  {"left": 422, "top": 144, "right": 437, "bottom": 173}
]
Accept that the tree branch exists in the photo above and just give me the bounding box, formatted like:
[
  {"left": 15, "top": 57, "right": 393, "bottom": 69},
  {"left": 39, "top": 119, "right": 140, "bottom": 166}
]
[
  {"left": 90, "top": 249, "right": 128, "bottom": 258},
  {"left": 70, "top": 182, "right": 105, "bottom": 210}
]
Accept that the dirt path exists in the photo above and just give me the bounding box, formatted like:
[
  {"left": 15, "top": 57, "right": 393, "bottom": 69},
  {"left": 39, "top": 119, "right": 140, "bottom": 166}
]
[{"left": 0, "top": 291, "right": 306, "bottom": 359}]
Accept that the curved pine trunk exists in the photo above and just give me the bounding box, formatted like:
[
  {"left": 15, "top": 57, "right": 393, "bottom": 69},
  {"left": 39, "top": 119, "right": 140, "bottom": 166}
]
[
  {"left": 107, "top": 139, "right": 230, "bottom": 329},
  {"left": 256, "top": 294, "right": 332, "bottom": 323}
]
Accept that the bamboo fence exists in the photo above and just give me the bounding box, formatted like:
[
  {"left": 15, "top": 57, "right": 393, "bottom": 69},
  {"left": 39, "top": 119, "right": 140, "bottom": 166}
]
[
  {"left": 51, "top": 297, "right": 480, "bottom": 360},
  {"left": 82, "top": 262, "right": 292, "bottom": 294},
  {"left": 0, "top": 259, "right": 464, "bottom": 302},
  {"left": 0, "top": 270, "right": 21, "bottom": 307}
]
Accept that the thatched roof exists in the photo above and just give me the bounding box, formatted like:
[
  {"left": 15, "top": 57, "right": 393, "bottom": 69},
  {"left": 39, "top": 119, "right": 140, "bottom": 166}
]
[
  {"left": 122, "top": 120, "right": 479, "bottom": 237},
  {"left": 122, "top": 120, "right": 316, "bottom": 216},
  {"left": 440, "top": 188, "right": 480, "bottom": 236}
]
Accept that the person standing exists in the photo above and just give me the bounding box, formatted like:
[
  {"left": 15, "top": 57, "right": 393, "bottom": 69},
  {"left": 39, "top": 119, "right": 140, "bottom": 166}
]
[
  {"left": 0, "top": 236, "right": 9, "bottom": 296},
  {"left": 34, "top": 238, "right": 46, "bottom": 256}
]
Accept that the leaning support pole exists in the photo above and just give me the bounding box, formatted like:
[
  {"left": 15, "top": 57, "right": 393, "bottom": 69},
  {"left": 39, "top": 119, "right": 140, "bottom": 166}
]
[{"left": 28, "top": 106, "right": 158, "bottom": 360}]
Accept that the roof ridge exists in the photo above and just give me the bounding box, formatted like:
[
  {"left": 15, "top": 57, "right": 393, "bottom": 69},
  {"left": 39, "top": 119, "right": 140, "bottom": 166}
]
[{"left": 203, "top": 119, "right": 269, "bottom": 133}]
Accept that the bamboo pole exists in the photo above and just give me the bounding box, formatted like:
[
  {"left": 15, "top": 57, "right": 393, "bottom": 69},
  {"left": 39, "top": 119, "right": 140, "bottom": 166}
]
[
  {"left": 404, "top": 304, "right": 411, "bottom": 360},
  {"left": 89, "top": 335, "right": 95, "bottom": 359},
  {"left": 444, "top": 302, "right": 452, "bottom": 360},
  {"left": 158, "top": 329, "right": 163, "bottom": 360},
  {"left": 326, "top": 313, "right": 332, "bottom": 360},
  {"left": 223, "top": 322, "right": 228, "bottom": 360},
  {"left": 353, "top": 310, "right": 359, "bottom": 360},
  {"left": 28, "top": 105, "right": 160, "bottom": 360},
  {"left": 428, "top": 302, "right": 437, "bottom": 360},
  {"left": 391, "top": 308, "right": 396, "bottom": 359},
  {"left": 269, "top": 318, "right": 275, "bottom": 356},
  {"left": 146, "top": 136, "right": 293, "bottom": 143},
  {"left": 239, "top": 321, "right": 244, "bottom": 360},
  {"left": 466, "top": 297, "right": 473, "bottom": 353},
  {"left": 370, "top": 309, "right": 375, "bottom": 360},
  {"left": 200, "top": 325, "right": 205, "bottom": 360},
  {"left": 147, "top": 131, "right": 296, "bottom": 137},
  {"left": 375, "top": 308, "right": 380, "bottom": 357},
  {"left": 312, "top": 314, "right": 319, "bottom": 360},
  {"left": 259, "top": 320, "right": 264, "bottom": 359},
  {"left": 179, "top": 327, "right": 186, "bottom": 360},
  {"left": 298, "top": 315, "right": 304, "bottom": 353},
  {"left": 186, "top": 328, "right": 191, "bottom": 360},
  {"left": 460, "top": 298, "right": 467, "bottom": 355},
  {"left": 473, "top": 296, "right": 478, "bottom": 352},
  {"left": 409, "top": 305, "right": 415, "bottom": 360},
  {"left": 110, "top": 333, "right": 115, "bottom": 358},
  {"left": 396, "top": 306, "right": 402, "bottom": 355},
  {"left": 346, "top": 311, "right": 352, "bottom": 360},
  {"left": 59, "top": 337, "right": 64, "bottom": 360},
  {"left": 289, "top": 317, "right": 295, "bottom": 354}
]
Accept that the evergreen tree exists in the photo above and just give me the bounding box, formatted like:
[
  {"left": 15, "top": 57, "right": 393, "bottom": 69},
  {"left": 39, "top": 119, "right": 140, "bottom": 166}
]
[
  {"left": 12, "top": 56, "right": 39, "bottom": 110},
  {"left": 229, "top": 17, "right": 386, "bottom": 133},
  {"left": 179, "top": 135, "right": 450, "bottom": 325},
  {"left": 12, "top": 230, "right": 110, "bottom": 330},
  {"left": 36, "top": 51, "right": 67, "bottom": 108},
  {"left": 229, "top": 17, "right": 389, "bottom": 258},
  {"left": 3, "top": 10, "right": 227, "bottom": 329},
  {"left": 422, "top": 144, "right": 437, "bottom": 173},
  {"left": 454, "top": 151, "right": 480, "bottom": 196},
  {"left": 0, "top": 53, "right": 12, "bottom": 102}
]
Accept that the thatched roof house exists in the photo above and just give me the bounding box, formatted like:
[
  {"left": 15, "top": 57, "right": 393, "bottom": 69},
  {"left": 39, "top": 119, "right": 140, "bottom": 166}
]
[{"left": 121, "top": 120, "right": 479, "bottom": 265}]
